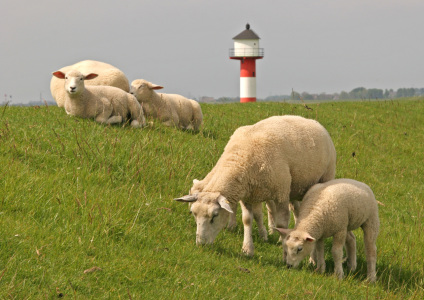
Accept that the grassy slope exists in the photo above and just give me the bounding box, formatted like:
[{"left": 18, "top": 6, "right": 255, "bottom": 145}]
[{"left": 0, "top": 100, "right": 423, "bottom": 299}]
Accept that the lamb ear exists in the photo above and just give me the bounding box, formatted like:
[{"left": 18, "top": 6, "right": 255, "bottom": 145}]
[
  {"left": 304, "top": 234, "right": 316, "bottom": 243},
  {"left": 217, "top": 195, "right": 233, "bottom": 214},
  {"left": 148, "top": 82, "right": 163, "bottom": 90},
  {"left": 84, "top": 73, "right": 98, "bottom": 80},
  {"left": 193, "top": 179, "right": 200, "bottom": 184},
  {"left": 274, "top": 227, "right": 293, "bottom": 237},
  {"left": 52, "top": 71, "right": 65, "bottom": 79},
  {"left": 174, "top": 194, "right": 198, "bottom": 203}
]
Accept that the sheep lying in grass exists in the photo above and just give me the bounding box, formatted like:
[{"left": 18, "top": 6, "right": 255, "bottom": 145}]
[
  {"left": 175, "top": 115, "right": 336, "bottom": 256},
  {"left": 51, "top": 60, "right": 130, "bottom": 107},
  {"left": 130, "top": 79, "right": 203, "bottom": 131},
  {"left": 52, "top": 70, "right": 145, "bottom": 128},
  {"left": 276, "top": 178, "right": 380, "bottom": 282}
]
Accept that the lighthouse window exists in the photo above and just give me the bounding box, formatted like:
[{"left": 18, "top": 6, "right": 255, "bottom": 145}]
[{"left": 253, "top": 71, "right": 255, "bottom": 76}]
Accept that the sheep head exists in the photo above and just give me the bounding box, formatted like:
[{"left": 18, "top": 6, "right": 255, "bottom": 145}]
[
  {"left": 174, "top": 192, "right": 233, "bottom": 245},
  {"left": 130, "top": 79, "right": 163, "bottom": 100},
  {"left": 275, "top": 228, "right": 316, "bottom": 268},
  {"left": 52, "top": 70, "right": 98, "bottom": 97}
]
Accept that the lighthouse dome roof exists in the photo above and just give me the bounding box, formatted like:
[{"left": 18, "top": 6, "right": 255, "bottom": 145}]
[{"left": 233, "top": 23, "right": 260, "bottom": 40}]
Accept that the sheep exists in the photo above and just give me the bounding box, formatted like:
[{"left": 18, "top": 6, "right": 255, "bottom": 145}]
[
  {"left": 130, "top": 79, "right": 203, "bottom": 131},
  {"left": 275, "top": 178, "right": 380, "bottom": 282},
  {"left": 174, "top": 115, "right": 336, "bottom": 256},
  {"left": 51, "top": 60, "right": 130, "bottom": 107},
  {"left": 52, "top": 70, "right": 145, "bottom": 128}
]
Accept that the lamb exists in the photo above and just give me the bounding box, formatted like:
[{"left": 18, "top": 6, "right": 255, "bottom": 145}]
[
  {"left": 52, "top": 70, "right": 145, "bottom": 128},
  {"left": 51, "top": 60, "right": 130, "bottom": 107},
  {"left": 130, "top": 79, "right": 203, "bottom": 131},
  {"left": 275, "top": 178, "right": 380, "bottom": 282},
  {"left": 174, "top": 115, "right": 336, "bottom": 256}
]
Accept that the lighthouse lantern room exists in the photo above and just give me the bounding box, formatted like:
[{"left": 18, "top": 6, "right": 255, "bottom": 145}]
[{"left": 229, "top": 23, "right": 264, "bottom": 103}]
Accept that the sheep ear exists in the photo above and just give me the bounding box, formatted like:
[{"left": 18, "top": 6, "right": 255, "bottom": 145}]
[
  {"left": 274, "top": 228, "right": 293, "bottom": 237},
  {"left": 174, "top": 194, "right": 198, "bottom": 203},
  {"left": 148, "top": 82, "right": 163, "bottom": 90},
  {"left": 193, "top": 179, "right": 200, "bottom": 184},
  {"left": 217, "top": 195, "right": 233, "bottom": 214},
  {"left": 52, "top": 71, "right": 66, "bottom": 79},
  {"left": 304, "top": 233, "right": 316, "bottom": 243},
  {"left": 85, "top": 73, "right": 98, "bottom": 80}
]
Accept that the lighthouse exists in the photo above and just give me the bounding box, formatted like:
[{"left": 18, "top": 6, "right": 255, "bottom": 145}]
[{"left": 229, "top": 23, "right": 264, "bottom": 103}]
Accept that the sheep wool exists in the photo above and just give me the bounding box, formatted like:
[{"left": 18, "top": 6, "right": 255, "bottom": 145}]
[
  {"left": 52, "top": 70, "right": 145, "bottom": 128},
  {"left": 130, "top": 79, "right": 203, "bottom": 131},
  {"left": 175, "top": 115, "right": 336, "bottom": 256},
  {"left": 276, "top": 178, "right": 380, "bottom": 282},
  {"left": 51, "top": 60, "right": 130, "bottom": 107}
]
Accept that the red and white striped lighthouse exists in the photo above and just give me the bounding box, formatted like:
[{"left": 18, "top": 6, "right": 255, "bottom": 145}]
[{"left": 229, "top": 23, "right": 264, "bottom": 103}]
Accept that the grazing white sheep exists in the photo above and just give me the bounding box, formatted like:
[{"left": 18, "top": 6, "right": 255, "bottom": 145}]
[
  {"left": 52, "top": 70, "right": 145, "bottom": 128},
  {"left": 51, "top": 60, "right": 130, "bottom": 107},
  {"left": 130, "top": 79, "right": 203, "bottom": 131},
  {"left": 175, "top": 115, "right": 336, "bottom": 256},
  {"left": 275, "top": 178, "right": 380, "bottom": 282}
]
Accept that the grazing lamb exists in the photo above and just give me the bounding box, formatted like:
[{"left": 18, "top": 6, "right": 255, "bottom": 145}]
[
  {"left": 275, "top": 178, "right": 380, "bottom": 282},
  {"left": 175, "top": 115, "right": 336, "bottom": 256},
  {"left": 51, "top": 60, "right": 130, "bottom": 107},
  {"left": 130, "top": 79, "right": 203, "bottom": 131},
  {"left": 52, "top": 70, "right": 145, "bottom": 128}
]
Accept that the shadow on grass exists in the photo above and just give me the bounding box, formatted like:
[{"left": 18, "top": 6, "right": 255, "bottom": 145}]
[{"left": 203, "top": 227, "right": 423, "bottom": 296}]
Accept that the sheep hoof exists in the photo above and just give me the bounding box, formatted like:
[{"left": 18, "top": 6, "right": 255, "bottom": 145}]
[{"left": 242, "top": 245, "right": 254, "bottom": 257}]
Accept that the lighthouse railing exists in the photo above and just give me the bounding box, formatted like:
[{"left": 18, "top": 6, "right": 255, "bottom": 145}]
[{"left": 229, "top": 48, "right": 264, "bottom": 57}]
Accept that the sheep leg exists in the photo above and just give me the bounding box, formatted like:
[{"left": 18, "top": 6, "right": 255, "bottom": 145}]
[
  {"left": 272, "top": 202, "right": 291, "bottom": 243},
  {"left": 309, "top": 247, "right": 318, "bottom": 266},
  {"left": 345, "top": 231, "right": 357, "bottom": 272},
  {"left": 226, "top": 202, "right": 238, "bottom": 231},
  {"left": 240, "top": 201, "right": 254, "bottom": 256},
  {"left": 266, "top": 200, "right": 276, "bottom": 234},
  {"left": 314, "top": 239, "right": 326, "bottom": 273},
  {"left": 332, "top": 231, "right": 347, "bottom": 280},
  {"left": 162, "top": 119, "right": 175, "bottom": 127},
  {"left": 289, "top": 200, "right": 301, "bottom": 225},
  {"left": 95, "top": 111, "right": 113, "bottom": 124},
  {"left": 106, "top": 115, "right": 123, "bottom": 124},
  {"left": 362, "top": 221, "right": 378, "bottom": 282},
  {"left": 252, "top": 202, "right": 268, "bottom": 241},
  {"left": 128, "top": 97, "right": 145, "bottom": 128}
]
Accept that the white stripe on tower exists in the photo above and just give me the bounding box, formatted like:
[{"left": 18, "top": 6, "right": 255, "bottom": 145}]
[{"left": 240, "top": 77, "right": 256, "bottom": 100}]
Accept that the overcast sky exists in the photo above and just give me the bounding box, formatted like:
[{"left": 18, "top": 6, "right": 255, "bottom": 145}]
[{"left": 1, "top": 0, "right": 423, "bottom": 104}]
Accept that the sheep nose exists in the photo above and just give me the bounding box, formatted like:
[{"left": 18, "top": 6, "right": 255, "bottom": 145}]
[
  {"left": 287, "top": 264, "right": 293, "bottom": 269},
  {"left": 70, "top": 87, "right": 76, "bottom": 91}
]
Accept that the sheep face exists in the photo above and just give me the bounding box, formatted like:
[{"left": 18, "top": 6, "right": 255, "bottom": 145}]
[
  {"left": 52, "top": 70, "right": 99, "bottom": 97},
  {"left": 174, "top": 192, "right": 233, "bottom": 245},
  {"left": 279, "top": 229, "right": 316, "bottom": 268}
]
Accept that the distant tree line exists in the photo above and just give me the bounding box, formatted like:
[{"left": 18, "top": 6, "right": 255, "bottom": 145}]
[{"left": 266, "top": 87, "right": 424, "bottom": 102}]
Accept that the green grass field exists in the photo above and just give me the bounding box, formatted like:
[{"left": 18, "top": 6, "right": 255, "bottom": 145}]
[{"left": 1, "top": 99, "right": 423, "bottom": 299}]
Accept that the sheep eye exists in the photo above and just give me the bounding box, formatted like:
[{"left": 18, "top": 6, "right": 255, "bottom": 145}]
[
  {"left": 210, "top": 214, "right": 218, "bottom": 224},
  {"left": 297, "top": 247, "right": 303, "bottom": 253}
]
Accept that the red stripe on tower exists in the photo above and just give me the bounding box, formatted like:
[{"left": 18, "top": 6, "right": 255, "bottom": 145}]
[{"left": 229, "top": 23, "right": 263, "bottom": 103}]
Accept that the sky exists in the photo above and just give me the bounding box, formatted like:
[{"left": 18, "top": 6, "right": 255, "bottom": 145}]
[{"left": 1, "top": 0, "right": 424, "bottom": 104}]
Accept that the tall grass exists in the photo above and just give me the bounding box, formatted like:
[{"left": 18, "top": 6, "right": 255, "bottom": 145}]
[{"left": 0, "top": 99, "right": 423, "bottom": 298}]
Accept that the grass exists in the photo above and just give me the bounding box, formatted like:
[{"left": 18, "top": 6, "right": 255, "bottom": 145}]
[{"left": 1, "top": 99, "right": 424, "bottom": 299}]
